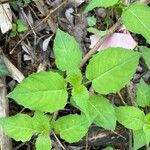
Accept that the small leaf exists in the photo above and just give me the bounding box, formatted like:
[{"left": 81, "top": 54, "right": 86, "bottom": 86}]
[
  {"left": 16, "top": 19, "right": 27, "bottom": 32},
  {"left": 142, "top": 48, "right": 150, "bottom": 69},
  {"left": 32, "top": 111, "right": 51, "bottom": 133},
  {"left": 0, "top": 114, "right": 34, "bottom": 142},
  {"left": 145, "top": 113, "right": 150, "bottom": 123},
  {"left": 8, "top": 71, "right": 68, "bottom": 113},
  {"left": 85, "top": 0, "right": 119, "bottom": 12},
  {"left": 143, "top": 124, "right": 150, "bottom": 145},
  {"left": 0, "top": 58, "right": 8, "bottom": 76},
  {"left": 10, "top": 30, "right": 17, "bottom": 37},
  {"left": 72, "top": 85, "right": 90, "bottom": 121},
  {"left": 67, "top": 69, "right": 82, "bottom": 86},
  {"left": 136, "top": 79, "right": 150, "bottom": 107},
  {"left": 122, "top": 2, "right": 150, "bottom": 44},
  {"left": 143, "top": 113, "right": 150, "bottom": 144},
  {"left": 86, "top": 47, "right": 140, "bottom": 94},
  {"left": 103, "top": 147, "right": 113, "bottom": 150},
  {"left": 115, "top": 106, "right": 145, "bottom": 130},
  {"left": 54, "top": 114, "right": 90, "bottom": 143},
  {"left": 133, "top": 130, "right": 147, "bottom": 150},
  {"left": 88, "top": 27, "right": 107, "bottom": 37},
  {"left": 23, "top": 0, "right": 31, "bottom": 7},
  {"left": 36, "top": 134, "right": 52, "bottom": 150},
  {"left": 88, "top": 95, "right": 116, "bottom": 130},
  {"left": 54, "top": 29, "right": 82, "bottom": 71},
  {"left": 87, "top": 16, "right": 97, "bottom": 26}
]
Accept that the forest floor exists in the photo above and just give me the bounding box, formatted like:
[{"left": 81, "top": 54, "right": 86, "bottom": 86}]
[{"left": 0, "top": 0, "right": 150, "bottom": 150}]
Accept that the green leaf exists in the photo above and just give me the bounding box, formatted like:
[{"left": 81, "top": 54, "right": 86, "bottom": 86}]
[
  {"left": 122, "top": 2, "right": 150, "bottom": 44},
  {"left": 88, "top": 95, "right": 116, "bottom": 130},
  {"left": 86, "top": 48, "right": 140, "bottom": 94},
  {"left": 0, "top": 114, "right": 34, "bottom": 142},
  {"left": 143, "top": 124, "right": 150, "bottom": 145},
  {"left": 142, "top": 48, "right": 150, "bottom": 69},
  {"left": 136, "top": 79, "right": 150, "bottom": 107},
  {"left": 145, "top": 113, "right": 150, "bottom": 123},
  {"left": 143, "top": 113, "right": 150, "bottom": 144},
  {"left": 54, "top": 114, "right": 90, "bottom": 143},
  {"left": 0, "top": 58, "right": 8, "bottom": 76},
  {"left": 54, "top": 29, "right": 82, "bottom": 71},
  {"left": 36, "top": 134, "right": 52, "bottom": 150},
  {"left": 85, "top": 0, "right": 119, "bottom": 12},
  {"left": 72, "top": 85, "right": 90, "bottom": 121},
  {"left": 23, "top": 0, "right": 31, "bottom": 7},
  {"left": 32, "top": 111, "right": 51, "bottom": 133},
  {"left": 133, "top": 130, "right": 147, "bottom": 150},
  {"left": 8, "top": 71, "right": 68, "bottom": 113},
  {"left": 103, "top": 147, "right": 113, "bottom": 150},
  {"left": 67, "top": 69, "right": 82, "bottom": 86},
  {"left": 87, "top": 16, "right": 97, "bottom": 26},
  {"left": 87, "top": 27, "right": 107, "bottom": 37},
  {"left": 115, "top": 106, "right": 145, "bottom": 130},
  {"left": 16, "top": 19, "right": 27, "bottom": 32},
  {"left": 10, "top": 31, "right": 17, "bottom": 37}
]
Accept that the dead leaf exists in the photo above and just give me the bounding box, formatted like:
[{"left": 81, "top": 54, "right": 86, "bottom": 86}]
[{"left": 0, "top": 3, "right": 12, "bottom": 34}]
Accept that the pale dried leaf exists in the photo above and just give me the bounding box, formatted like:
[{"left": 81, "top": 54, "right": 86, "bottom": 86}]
[
  {"left": 0, "top": 4, "right": 12, "bottom": 34},
  {"left": 90, "top": 33, "right": 137, "bottom": 50},
  {"left": 42, "top": 36, "right": 53, "bottom": 51}
]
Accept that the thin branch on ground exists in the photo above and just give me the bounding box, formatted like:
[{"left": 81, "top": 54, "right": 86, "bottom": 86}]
[
  {"left": 10, "top": 0, "right": 68, "bottom": 54},
  {"left": 52, "top": 131, "right": 66, "bottom": 150},
  {"left": 80, "top": 19, "right": 121, "bottom": 68},
  {"left": 117, "top": 92, "right": 127, "bottom": 105}
]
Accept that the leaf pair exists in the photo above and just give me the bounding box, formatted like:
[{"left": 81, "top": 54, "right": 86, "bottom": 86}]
[
  {"left": 116, "top": 106, "right": 150, "bottom": 149},
  {"left": 0, "top": 112, "right": 52, "bottom": 150},
  {"left": 54, "top": 95, "right": 117, "bottom": 143}
]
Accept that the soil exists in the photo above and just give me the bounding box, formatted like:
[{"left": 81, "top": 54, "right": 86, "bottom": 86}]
[{"left": 0, "top": 0, "right": 150, "bottom": 150}]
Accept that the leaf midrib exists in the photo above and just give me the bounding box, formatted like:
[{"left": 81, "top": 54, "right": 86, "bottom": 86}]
[
  {"left": 93, "top": 54, "right": 138, "bottom": 81},
  {"left": 61, "top": 120, "right": 89, "bottom": 133},
  {"left": 129, "top": 9, "right": 150, "bottom": 33}
]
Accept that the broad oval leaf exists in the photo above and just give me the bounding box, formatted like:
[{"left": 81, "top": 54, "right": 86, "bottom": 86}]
[
  {"left": 36, "top": 134, "right": 52, "bottom": 150},
  {"left": 54, "top": 29, "right": 82, "bottom": 71},
  {"left": 54, "top": 114, "right": 90, "bottom": 143},
  {"left": 85, "top": 0, "right": 119, "bottom": 12},
  {"left": 88, "top": 95, "right": 116, "bottom": 130},
  {"left": 86, "top": 47, "right": 140, "bottom": 94},
  {"left": 122, "top": 2, "right": 150, "bottom": 44},
  {"left": 115, "top": 106, "right": 145, "bottom": 130},
  {"left": 136, "top": 79, "right": 150, "bottom": 107},
  {"left": 0, "top": 114, "right": 34, "bottom": 142},
  {"left": 142, "top": 48, "right": 150, "bottom": 69},
  {"left": 8, "top": 71, "right": 68, "bottom": 113}
]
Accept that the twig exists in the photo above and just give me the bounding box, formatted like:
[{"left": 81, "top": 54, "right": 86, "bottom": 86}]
[
  {"left": 117, "top": 92, "right": 127, "bottom": 105},
  {"left": 52, "top": 131, "right": 66, "bottom": 150},
  {"left": 80, "top": 19, "right": 121, "bottom": 68},
  {"left": 85, "top": 133, "right": 88, "bottom": 150},
  {"left": 10, "top": 0, "right": 68, "bottom": 54},
  {"left": 126, "top": 81, "right": 138, "bottom": 107}
]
